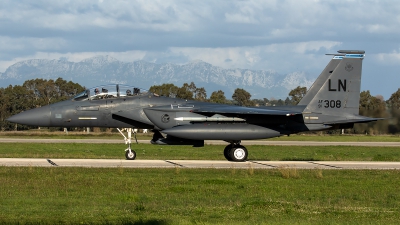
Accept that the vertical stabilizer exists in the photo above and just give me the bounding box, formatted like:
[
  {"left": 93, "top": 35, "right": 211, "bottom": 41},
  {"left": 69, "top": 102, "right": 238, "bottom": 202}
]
[
  {"left": 302, "top": 50, "right": 365, "bottom": 115},
  {"left": 298, "top": 53, "right": 343, "bottom": 105}
]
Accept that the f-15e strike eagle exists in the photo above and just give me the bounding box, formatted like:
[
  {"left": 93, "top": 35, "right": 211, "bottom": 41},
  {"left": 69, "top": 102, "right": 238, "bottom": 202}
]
[{"left": 7, "top": 50, "right": 380, "bottom": 162}]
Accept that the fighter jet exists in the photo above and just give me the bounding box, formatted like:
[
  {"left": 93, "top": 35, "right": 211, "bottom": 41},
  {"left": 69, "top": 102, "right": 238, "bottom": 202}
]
[{"left": 7, "top": 50, "right": 380, "bottom": 162}]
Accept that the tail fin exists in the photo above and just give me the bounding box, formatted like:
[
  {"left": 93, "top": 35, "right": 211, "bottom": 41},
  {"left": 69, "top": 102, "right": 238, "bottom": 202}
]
[
  {"left": 301, "top": 50, "right": 365, "bottom": 115},
  {"left": 298, "top": 53, "right": 343, "bottom": 105}
]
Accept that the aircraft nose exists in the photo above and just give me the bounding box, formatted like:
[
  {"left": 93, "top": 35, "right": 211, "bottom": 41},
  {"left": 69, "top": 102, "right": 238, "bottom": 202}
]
[{"left": 7, "top": 105, "right": 51, "bottom": 127}]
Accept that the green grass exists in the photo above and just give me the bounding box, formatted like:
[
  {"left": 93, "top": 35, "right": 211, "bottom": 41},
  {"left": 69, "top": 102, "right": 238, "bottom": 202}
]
[
  {"left": 268, "top": 134, "right": 400, "bottom": 142},
  {"left": 1, "top": 140, "right": 400, "bottom": 224},
  {"left": 1, "top": 143, "right": 400, "bottom": 161},
  {"left": 1, "top": 167, "right": 400, "bottom": 224},
  {"left": 1, "top": 131, "right": 400, "bottom": 142}
]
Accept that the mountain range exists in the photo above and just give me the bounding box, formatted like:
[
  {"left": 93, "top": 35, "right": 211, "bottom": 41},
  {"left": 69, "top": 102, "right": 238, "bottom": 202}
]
[{"left": 0, "top": 56, "right": 315, "bottom": 99}]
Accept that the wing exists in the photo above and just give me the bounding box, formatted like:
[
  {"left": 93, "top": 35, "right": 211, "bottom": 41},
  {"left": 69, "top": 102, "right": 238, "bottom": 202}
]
[{"left": 191, "top": 105, "right": 301, "bottom": 117}]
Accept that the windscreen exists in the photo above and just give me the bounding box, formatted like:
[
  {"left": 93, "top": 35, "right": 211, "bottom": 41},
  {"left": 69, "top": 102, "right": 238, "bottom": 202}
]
[{"left": 72, "top": 84, "right": 150, "bottom": 101}]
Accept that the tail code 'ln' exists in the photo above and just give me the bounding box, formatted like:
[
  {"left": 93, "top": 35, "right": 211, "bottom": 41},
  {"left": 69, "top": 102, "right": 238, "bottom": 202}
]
[{"left": 300, "top": 50, "right": 365, "bottom": 116}]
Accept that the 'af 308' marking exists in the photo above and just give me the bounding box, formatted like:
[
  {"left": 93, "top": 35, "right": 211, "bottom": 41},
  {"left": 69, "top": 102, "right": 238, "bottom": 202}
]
[{"left": 318, "top": 100, "right": 341, "bottom": 108}]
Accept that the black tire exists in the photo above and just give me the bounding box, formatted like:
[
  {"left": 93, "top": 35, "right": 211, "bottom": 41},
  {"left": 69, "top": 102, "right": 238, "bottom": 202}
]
[
  {"left": 229, "top": 145, "right": 248, "bottom": 162},
  {"left": 224, "top": 145, "right": 233, "bottom": 161},
  {"left": 125, "top": 149, "right": 136, "bottom": 160}
]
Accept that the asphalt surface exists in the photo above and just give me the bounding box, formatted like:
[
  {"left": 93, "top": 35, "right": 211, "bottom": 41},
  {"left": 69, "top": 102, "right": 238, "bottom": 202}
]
[
  {"left": 1, "top": 138, "right": 400, "bottom": 146},
  {"left": 1, "top": 158, "right": 400, "bottom": 170}
]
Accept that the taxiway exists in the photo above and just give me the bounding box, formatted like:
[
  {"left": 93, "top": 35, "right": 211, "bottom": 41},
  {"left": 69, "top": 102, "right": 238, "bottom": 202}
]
[
  {"left": 1, "top": 158, "right": 400, "bottom": 170},
  {"left": 1, "top": 138, "right": 399, "bottom": 169}
]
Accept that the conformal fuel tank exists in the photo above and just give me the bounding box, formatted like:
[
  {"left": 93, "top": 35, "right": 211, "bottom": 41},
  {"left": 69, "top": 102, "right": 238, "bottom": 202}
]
[{"left": 162, "top": 123, "right": 282, "bottom": 140}]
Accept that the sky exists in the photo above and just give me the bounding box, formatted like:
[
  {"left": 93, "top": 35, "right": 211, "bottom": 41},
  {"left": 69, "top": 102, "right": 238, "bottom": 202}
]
[{"left": 0, "top": 0, "right": 399, "bottom": 99}]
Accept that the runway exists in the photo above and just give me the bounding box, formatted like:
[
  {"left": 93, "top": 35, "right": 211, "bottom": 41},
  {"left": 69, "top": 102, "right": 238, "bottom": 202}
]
[
  {"left": 1, "top": 158, "right": 400, "bottom": 170},
  {"left": 1, "top": 138, "right": 400, "bottom": 146},
  {"left": 1, "top": 138, "right": 399, "bottom": 169}
]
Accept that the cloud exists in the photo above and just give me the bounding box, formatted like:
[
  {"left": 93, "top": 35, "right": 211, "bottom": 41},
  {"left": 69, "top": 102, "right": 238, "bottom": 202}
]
[
  {"left": 1, "top": 0, "right": 400, "bottom": 98},
  {"left": 374, "top": 49, "right": 400, "bottom": 65},
  {"left": 164, "top": 41, "right": 341, "bottom": 73},
  {"left": 0, "top": 50, "right": 147, "bottom": 72},
  {"left": 1, "top": 0, "right": 399, "bottom": 50}
]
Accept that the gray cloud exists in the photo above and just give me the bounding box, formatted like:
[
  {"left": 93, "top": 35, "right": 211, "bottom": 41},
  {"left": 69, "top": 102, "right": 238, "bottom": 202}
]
[
  {"left": 0, "top": 0, "right": 400, "bottom": 98},
  {"left": 2, "top": 0, "right": 399, "bottom": 50}
]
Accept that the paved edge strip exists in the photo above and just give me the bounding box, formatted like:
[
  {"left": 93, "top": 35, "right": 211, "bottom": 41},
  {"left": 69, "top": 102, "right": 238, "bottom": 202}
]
[{"left": 1, "top": 159, "right": 400, "bottom": 170}]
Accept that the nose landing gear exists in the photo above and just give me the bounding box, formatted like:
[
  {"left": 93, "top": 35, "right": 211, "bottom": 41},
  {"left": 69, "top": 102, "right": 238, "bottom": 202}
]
[{"left": 117, "top": 128, "right": 138, "bottom": 160}]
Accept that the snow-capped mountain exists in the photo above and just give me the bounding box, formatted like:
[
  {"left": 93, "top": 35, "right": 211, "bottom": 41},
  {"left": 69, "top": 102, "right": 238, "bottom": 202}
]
[{"left": 0, "top": 56, "right": 314, "bottom": 99}]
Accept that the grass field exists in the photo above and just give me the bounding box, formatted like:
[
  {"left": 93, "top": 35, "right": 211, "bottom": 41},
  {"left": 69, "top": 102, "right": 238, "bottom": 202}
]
[
  {"left": 1, "top": 167, "right": 400, "bottom": 225},
  {"left": 1, "top": 143, "right": 400, "bottom": 161},
  {"left": 1, "top": 134, "right": 400, "bottom": 224},
  {"left": 1, "top": 131, "right": 400, "bottom": 142}
]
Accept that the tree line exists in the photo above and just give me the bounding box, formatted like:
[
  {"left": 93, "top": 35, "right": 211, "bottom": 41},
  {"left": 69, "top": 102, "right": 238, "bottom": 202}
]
[
  {"left": 1, "top": 78, "right": 399, "bottom": 134},
  {"left": 0, "top": 78, "right": 85, "bottom": 131},
  {"left": 149, "top": 82, "right": 301, "bottom": 107}
]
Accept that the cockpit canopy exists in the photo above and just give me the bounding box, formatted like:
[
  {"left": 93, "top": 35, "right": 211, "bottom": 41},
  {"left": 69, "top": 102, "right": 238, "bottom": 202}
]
[{"left": 73, "top": 84, "right": 150, "bottom": 101}]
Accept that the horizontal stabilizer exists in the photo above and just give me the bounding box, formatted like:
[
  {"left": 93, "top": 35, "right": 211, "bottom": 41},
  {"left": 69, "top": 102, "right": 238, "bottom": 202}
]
[{"left": 324, "top": 116, "right": 384, "bottom": 125}]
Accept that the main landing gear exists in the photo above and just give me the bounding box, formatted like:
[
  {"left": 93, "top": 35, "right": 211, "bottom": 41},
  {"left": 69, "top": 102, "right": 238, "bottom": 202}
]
[
  {"left": 117, "top": 128, "right": 138, "bottom": 160},
  {"left": 223, "top": 141, "right": 248, "bottom": 162}
]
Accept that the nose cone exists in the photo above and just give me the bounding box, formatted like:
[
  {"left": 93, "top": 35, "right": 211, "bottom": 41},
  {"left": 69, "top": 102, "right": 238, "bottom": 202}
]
[{"left": 7, "top": 105, "right": 51, "bottom": 126}]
